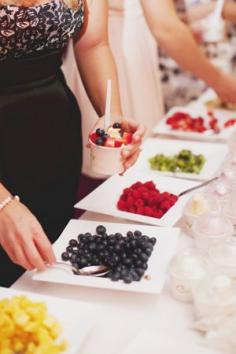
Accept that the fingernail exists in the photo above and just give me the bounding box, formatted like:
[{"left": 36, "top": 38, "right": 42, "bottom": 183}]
[{"left": 122, "top": 150, "right": 130, "bottom": 157}]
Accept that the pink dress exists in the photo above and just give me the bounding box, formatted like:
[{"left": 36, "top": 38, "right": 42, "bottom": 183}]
[{"left": 63, "top": 0, "right": 164, "bottom": 177}]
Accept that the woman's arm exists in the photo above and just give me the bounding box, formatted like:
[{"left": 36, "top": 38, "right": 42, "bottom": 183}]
[
  {"left": 141, "top": 0, "right": 236, "bottom": 104},
  {"left": 222, "top": 1, "right": 236, "bottom": 22},
  {"left": 73, "top": 0, "right": 145, "bottom": 171},
  {"left": 73, "top": 0, "right": 122, "bottom": 117}
]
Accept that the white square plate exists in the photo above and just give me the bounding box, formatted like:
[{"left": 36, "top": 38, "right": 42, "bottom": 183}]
[
  {"left": 33, "top": 219, "right": 179, "bottom": 295},
  {"left": 75, "top": 170, "right": 199, "bottom": 227},
  {"left": 134, "top": 138, "right": 228, "bottom": 181},
  {"left": 153, "top": 106, "right": 236, "bottom": 142},
  {"left": 0, "top": 286, "right": 102, "bottom": 354}
]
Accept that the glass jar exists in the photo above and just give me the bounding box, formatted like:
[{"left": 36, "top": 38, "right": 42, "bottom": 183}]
[
  {"left": 192, "top": 211, "right": 234, "bottom": 251},
  {"left": 168, "top": 248, "right": 208, "bottom": 303}
]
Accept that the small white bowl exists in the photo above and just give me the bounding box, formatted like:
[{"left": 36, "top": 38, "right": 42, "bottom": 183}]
[{"left": 168, "top": 248, "right": 208, "bottom": 303}]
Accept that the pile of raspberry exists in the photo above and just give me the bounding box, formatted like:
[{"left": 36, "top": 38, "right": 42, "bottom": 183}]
[{"left": 117, "top": 181, "right": 178, "bottom": 218}]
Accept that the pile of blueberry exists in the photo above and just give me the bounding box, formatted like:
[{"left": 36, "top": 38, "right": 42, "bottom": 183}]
[{"left": 61, "top": 225, "right": 157, "bottom": 284}]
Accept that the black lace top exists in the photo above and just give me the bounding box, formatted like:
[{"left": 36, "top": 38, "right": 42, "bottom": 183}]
[{"left": 0, "top": 0, "right": 84, "bottom": 61}]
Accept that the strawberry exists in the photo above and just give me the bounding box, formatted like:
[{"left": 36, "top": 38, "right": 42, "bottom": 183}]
[
  {"left": 114, "top": 139, "right": 123, "bottom": 147},
  {"left": 224, "top": 119, "right": 236, "bottom": 128},
  {"left": 123, "top": 132, "right": 133, "bottom": 145},
  {"left": 104, "top": 137, "right": 115, "bottom": 148},
  {"left": 90, "top": 132, "right": 99, "bottom": 144}
]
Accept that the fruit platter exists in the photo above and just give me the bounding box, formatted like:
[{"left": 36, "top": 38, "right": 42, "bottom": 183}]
[
  {"left": 153, "top": 106, "right": 236, "bottom": 142},
  {"left": 0, "top": 287, "right": 101, "bottom": 354},
  {"left": 75, "top": 170, "right": 199, "bottom": 226},
  {"left": 33, "top": 220, "right": 179, "bottom": 294},
  {"left": 134, "top": 138, "right": 228, "bottom": 181}
]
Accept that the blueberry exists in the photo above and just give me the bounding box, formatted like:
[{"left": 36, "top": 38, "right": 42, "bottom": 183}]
[
  {"left": 113, "top": 122, "right": 121, "bottom": 129},
  {"left": 134, "top": 230, "right": 142, "bottom": 237},
  {"left": 70, "top": 254, "right": 78, "bottom": 264},
  {"left": 77, "top": 233, "right": 84, "bottom": 241},
  {"left": 123, "top": 258, "right": 132, "bottom": 266},
  {"left": 95, "top": 137, "right": 104, "bottom": 146},
  {"left": 134, "top": 248, "right": 142, "bottom": 255},
  {"left": 66, "top": 246, "right": 73, "bottom": 253},
  {"left": 145, "top": 247, "right": 153, "bottom": 256},
  {"left": 141, "top": 235, "right": 149, "bottom": 243},
  {"left": 123, "top": 275, "right": 132, "bottom": 284},
  {"left": 88, "top": 242, "right": 97, "bottom": 251},
  {"left": 114, "top": 244, "right": 122, "bottom": 253},
  {"left": 135, "top": 259, "right": 143, "bottom": 268},
  {"left": 96, "top": 128, "right": 105, "bottom": 136},
  {"left": 84, "top": 232, "right": 92, "bottom": 238},
  {"left": 121, "top": 269, "right": 129, "bottom": 278},
  {"left": 126, "top": 231, "right": 134, "bottom": 237},
  {"left": 69, "top": 239, "right": 78, "bottom": 247},
  {"left": 150, "top": 237, "right": 157, "bottom": 245},
  {"left": 114, "top": 233, "right": 123, "bottom": 240},
  {"left": 96, "top": 225, "right": 106, "bottom": 235},
  {"left": 61, "top": 252, "right": 70, "bottom": 261},
  {"left": 141, "top": 262, "right": 148, "bottom": 270},
  {"left": 136, "top": 268, "right": 145, "bottom": 277},
  {"left": 130, "top": 239, "right": 137, "bottom": 249},
  {"left": 111, "top": 272, "right": 120, "bottom": 281},
  {"left": 130, "top": 270, "right": 140, "bottom": 281}
]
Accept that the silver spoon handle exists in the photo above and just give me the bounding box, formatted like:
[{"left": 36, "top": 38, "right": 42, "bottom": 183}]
[{"left": 178, "top": 176, "right": 219, "bottom": 197}]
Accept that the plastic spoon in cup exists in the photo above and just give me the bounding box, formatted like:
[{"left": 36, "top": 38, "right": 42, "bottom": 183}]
[
  {"left": 46, "top": 262, "right": 109, "bottom": 276},
  {"left": 178, "top": 176, "right": 219, "bottom": 197},
  {"left": 104, "top": 79, "right": 112, "bottom": 131}
]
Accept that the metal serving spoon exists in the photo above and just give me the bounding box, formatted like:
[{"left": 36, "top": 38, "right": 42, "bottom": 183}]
[
  {"left": 47, "top": 262, "right": 109, "bottom": 277},
  {"left": 178, "top": 176, "right": 219, "bottom": 197}
]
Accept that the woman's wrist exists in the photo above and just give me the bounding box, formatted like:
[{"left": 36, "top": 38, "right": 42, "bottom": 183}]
[{"left": 203, "top": 65, "right": 223, "bottom": 89}]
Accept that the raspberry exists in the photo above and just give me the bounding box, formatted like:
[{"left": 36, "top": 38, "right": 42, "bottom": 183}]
[
  {"left": 162, "top": 192, "right": 171, "bottom": 199},
  {"left": 117, "top": 200, "right": 126, "bottom": 211},
  {"left": 131, "top": 181, "right": 142, "bottom": 189},
  {"left": 126, "top": 196, "right": 135, "bottom": 208},
  {"left": 137, "top": 187, "right": 148, "bottom": 194},
  {"left": 142, "top": 191, "right": 150, "bottom": 200},
  {"left": 123, "top": 187, "right": 131, "bottom": 195},
  {"left": 133, "top": 190, "right": 142, "bottom": 199},
  {"left": 135, "top": 199, "right": 144, "bottom": 207},
  {"left": 137, "top": 206, "right": 144, "bottom": 215},
  {"left": 144, "top": 181, "right": 155, "bottom": 190},
  {"left": 154, "top": 210, "right": 164, "bottom": 218},
  {"left": 160, "top": 201, "right": 172, "bottom": 212},
  {"left": 147, "top": 197, "right": 155, "bottom": 206},
  {"left": 128, "top": 206, "right": 136, "bottom": 213},
  {"left": 144, "top": 206, "right": 154, "bottom": 217}
]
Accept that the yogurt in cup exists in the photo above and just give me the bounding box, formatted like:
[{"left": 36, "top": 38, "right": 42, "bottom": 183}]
[
  {"left": 183, "top": 193, "right": 220, "bottom": 237},
  {"left": 168, "top": 248, "right": 208, "bottom": 303},
  {"left": 192, "top": 211, "right": 234, "bottom": 251},
  {"left": 89, "top": 122, "right": 133, "bottom": 176}
]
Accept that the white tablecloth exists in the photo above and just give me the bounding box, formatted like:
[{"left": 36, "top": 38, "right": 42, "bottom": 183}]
[{"left": 12, "top": 91, "right": 233, "bottom": 354}]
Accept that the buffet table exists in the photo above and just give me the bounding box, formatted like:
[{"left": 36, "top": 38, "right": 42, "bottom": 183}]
[{"left": 11, "top": 91, "right": 235, "bottom": 354}]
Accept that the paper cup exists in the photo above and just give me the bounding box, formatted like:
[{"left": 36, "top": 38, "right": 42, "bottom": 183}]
[{"left": 90, "top": 140, "right": 123, "bottom": 176}]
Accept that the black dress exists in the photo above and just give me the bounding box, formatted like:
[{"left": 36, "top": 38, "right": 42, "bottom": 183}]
[{"left": 0, "top": 0, "right": 84, "bottom": 286}]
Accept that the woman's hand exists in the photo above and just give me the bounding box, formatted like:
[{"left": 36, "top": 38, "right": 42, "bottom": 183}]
[
  {"left": 89, "top": 116, "right": 146, "bottom": 173},
  {"left": 120, "top": 119, "right": 145, "bottom": 173},
  {"left": 0, "top": 200, "right": 56, "bottom": 271},
  {"left": 212, "top": 72, "right": 236, "bottom": 105}
]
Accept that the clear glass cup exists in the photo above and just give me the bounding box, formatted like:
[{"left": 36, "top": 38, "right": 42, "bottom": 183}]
[
  {"left": 183, "top": 192, "right": 220, "bottom": 237},
  {"left": 192, "top": 211, "right": 234, "bottom": 251},
  {"left": 168, "top": 248, "right": 208, "bottom": 303},
  {"left": 209, "top": 237, "right": 236, "bottom": 277},
  {"left": 192, "top": 273, "right": 236, "bottom": 319}
]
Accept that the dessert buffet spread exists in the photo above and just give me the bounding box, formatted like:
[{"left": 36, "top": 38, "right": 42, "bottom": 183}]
[{"left": 6, "top": 93, "right": 236, "bottom": 354}]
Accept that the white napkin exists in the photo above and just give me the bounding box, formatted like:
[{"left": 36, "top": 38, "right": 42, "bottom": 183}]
[{"left": 122, "top": 329, "right": 218, "bottom": 354}]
